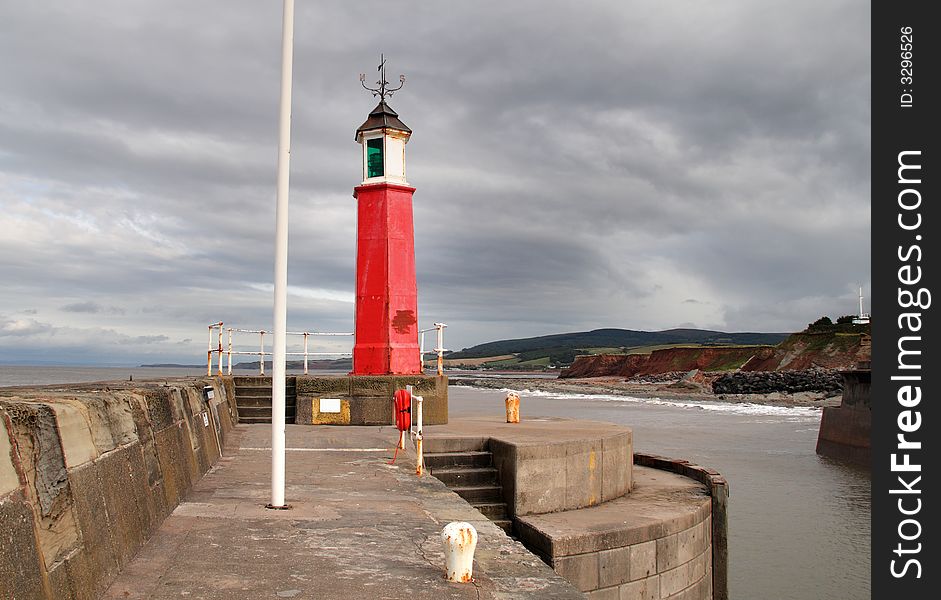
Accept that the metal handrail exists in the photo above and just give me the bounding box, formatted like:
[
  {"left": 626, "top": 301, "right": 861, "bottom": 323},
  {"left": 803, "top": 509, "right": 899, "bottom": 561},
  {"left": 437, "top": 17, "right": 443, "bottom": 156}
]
[
  {"left": 207, "top": 321, "right": 448, "bottom": 376},
  {"left": 207, "top": 325, "right": 352, "bottom": 376},
  {"left": 419, "top": 323, "right": 448, "bottom": 376}
]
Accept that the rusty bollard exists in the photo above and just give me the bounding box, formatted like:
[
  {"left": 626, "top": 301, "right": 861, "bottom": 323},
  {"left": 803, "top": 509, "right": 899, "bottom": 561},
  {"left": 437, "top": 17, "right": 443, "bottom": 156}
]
[
  {"left": 442, "top": 522, "right": 478, "bottom": 582},
  {"left": 505, "top": 392, "right": 520, "bottom": 423}
]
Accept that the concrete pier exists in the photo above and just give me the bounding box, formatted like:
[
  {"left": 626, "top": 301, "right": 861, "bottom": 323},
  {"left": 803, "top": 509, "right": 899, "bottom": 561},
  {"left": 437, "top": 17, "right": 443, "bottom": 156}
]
[
  {"left": 2, "top": 379, "right": 727, "bottom": 599},
  {"left": 102, "top": 425, "right": 579, "bottom": 599}
]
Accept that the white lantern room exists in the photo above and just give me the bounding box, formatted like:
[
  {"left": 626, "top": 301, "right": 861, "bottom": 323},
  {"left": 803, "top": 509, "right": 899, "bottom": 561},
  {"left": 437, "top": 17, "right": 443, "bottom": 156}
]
[{"left": 355, "top": 100, "right": 411, "bottom": 186}]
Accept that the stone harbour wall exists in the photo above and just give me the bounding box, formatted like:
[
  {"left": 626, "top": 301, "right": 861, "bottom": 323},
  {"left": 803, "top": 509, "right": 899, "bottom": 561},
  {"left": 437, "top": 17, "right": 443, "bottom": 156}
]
[
  {"left": 0, "top": 378, "right": 237, "bottom": 599},
  {"left": 294, "top": 374, "right": 448, "bottom": 426},
  {"left": 490, "top": 430, "right": 633, "bottom": 517},
  {"left": 516, "top": 464, "right": 716, "bottom": 600},
  {"left": 633, "top": 454, "right": 729, "bottom": 600},
  {"left": 816, "top": 369, "right": 871, "bottom": 466}
]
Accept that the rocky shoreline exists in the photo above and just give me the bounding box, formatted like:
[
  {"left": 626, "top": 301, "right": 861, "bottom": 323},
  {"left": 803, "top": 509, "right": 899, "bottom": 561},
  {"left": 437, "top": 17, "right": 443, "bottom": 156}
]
[{"left": 450, "top": 375, "right": 842, "bottom": 408}]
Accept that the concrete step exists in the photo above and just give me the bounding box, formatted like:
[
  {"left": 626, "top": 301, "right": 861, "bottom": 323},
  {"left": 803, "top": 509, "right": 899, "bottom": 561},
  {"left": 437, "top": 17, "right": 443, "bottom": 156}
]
[
  {"left": 431, "top": 467, "right": 498, "bottom": 487},
  {"left": 235, "top": 387, "right": 296, "bottom": 398},
  {"left": 236, "top": 397, "right": 273, "bottom": 407},
  {"left": 473, "top": 502, "right": 509, "bottom": 520},
  {"left": 451, "top": 485, "right": 503, "bottom": 504},
  {"left": 238, "top": 406, "right": 296, "bottom": 423},
  {"left": 424, "top": 451, "right": 492, "bottom": 469},
  {"left": 492, "top": 519, "right": 514, "bottom": 534},
  {"left": 426, "top": 448, "right": 510, "bottom": 534},
  {"left": 239, "top": 416, "right": 278, "bottom": 424},
  {"left": 236, "top": 397, "right": 297, "bottom": 408},
  {"left": 236, "top": 417, "right": 296, "bottom": 425},
  {"left": 233, "top": 377, "right": 296, "bottom": 388},
  {"left": 424, "top": 436, "right": 490, "bottom": 454},
  {"left": 237, "top": 405, "right": 296, "bottom": 417}
]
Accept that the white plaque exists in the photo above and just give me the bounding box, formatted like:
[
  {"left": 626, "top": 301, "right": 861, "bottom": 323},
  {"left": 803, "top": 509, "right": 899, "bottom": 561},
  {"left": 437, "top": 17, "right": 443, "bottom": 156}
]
[{"left": 320, "top": 398, "right": 342, "bottom": 413}]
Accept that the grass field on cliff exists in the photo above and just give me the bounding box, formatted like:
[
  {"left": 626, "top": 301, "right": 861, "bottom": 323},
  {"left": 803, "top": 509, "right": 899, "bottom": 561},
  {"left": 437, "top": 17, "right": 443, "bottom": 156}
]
[{"left": 441, "top": 328, "right": 788, "bottom": 370}]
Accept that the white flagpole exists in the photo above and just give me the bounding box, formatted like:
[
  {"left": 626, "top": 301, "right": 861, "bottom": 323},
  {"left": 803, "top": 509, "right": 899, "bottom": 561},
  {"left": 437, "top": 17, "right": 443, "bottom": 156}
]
[{"left": 270, "top": 0, "right": 294, "bottom": 509}]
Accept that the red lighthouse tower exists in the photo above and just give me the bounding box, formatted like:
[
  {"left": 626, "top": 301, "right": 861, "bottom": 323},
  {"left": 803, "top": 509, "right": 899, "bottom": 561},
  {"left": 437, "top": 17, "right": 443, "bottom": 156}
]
[{"left": 352, "top": 64, "right": 421, "bottom": 375}]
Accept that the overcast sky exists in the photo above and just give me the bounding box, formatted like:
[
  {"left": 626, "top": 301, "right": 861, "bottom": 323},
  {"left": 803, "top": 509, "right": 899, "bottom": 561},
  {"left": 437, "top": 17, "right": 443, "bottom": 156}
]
[{"left": 0, "top": 1, "right": 870, "bottom": 365}]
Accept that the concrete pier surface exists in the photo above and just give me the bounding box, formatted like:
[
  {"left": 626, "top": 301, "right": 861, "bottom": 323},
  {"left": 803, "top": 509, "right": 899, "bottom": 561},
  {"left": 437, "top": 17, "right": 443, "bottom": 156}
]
[{"left": 102, "top": 424, "right": 582, "bottom": 600}]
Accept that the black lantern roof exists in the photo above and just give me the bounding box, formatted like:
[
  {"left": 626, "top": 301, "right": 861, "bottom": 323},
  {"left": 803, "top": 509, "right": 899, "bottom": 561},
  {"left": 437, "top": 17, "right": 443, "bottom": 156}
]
[{"left": 355, "top": 100, "right": 411, "bottom": 139}]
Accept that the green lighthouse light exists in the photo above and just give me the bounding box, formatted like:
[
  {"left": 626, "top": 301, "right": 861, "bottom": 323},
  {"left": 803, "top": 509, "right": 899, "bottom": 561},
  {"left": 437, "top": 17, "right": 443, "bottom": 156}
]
[{"left": 367, "top": 138, "right": 384, "bottom": 178}]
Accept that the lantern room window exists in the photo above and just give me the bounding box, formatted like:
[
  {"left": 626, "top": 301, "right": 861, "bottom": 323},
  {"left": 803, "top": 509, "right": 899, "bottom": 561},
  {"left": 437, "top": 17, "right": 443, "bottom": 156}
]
[{"left": 367, "top": 138, "right": 384, "bottom": 178}]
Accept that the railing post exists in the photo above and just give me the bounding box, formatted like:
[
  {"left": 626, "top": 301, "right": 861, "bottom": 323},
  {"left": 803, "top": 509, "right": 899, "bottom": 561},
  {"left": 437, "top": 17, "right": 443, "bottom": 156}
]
[
  {"left": 303, "top": 332, "right": 309, "bottom": 375},
  {"left": 415, "top": 393, "right": 424, "bottom": 476},
  {"left": 434, "top": 323, "right": 447, "bottom": 377},
  {"left": 419, "top": 330, "right": 425, "bottom": 368},
  {"left": 216, "top": 324, "right": 224, "bottom": 376},
  {"left": 259, "top": 331, "right": 266, "bottom": 376},
  {"left": 227, "top": 329, "right": 233, "bottom": 375},
  {"left": 207, "top": 324, "right": 214, "bottom": 376}
]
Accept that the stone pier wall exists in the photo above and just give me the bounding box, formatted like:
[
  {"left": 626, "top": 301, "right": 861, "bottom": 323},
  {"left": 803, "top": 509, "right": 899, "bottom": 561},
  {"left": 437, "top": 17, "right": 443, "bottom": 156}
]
[
  {"left": 633, "top": 453, "right": 730, "bottom": 600},
  {"left": 816, "top": 369, "right": 871, "bottom": 466},
  {"left": 515, "top": 459, "right": 722, "bottom": 600},
  {"left": 294, "top": 374, "right": 448, "bottom": 426},
  {"left": 425, "top": 420, "right": 727, "bottom": 600},
  {"left": 0, "top": 378, "right": 237, "bottom": 599}
]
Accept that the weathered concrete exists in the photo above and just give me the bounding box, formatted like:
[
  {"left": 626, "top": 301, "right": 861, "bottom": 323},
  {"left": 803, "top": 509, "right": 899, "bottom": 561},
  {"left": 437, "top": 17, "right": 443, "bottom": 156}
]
[
  {"left": 297, "top": 395, "right": 352, "bottom": 425},
  {"left": 0, "top": 377, "right": 238, "bottom": 600},
  {"left": 102, "top": 424, "right": 583, "bottom": 599},
  {"left": 425, "top": 416, "right": 632, "bottom": 517},
  {"left": 1, "top": 409, "right": 21, "bottom": 494},
  {"left": 424, "top": 420, "right": 727, "bottom": 600},
  {"left": 0, "top": 491, "right": 50, "bottom": 599},
  {"left": 294, "top": 374, "right": 448, "bottom": 426},
  {"left": 515, "top": 467, "right": 712, "bottom": 600},
  {"left": 816, "top": 369, "right": 870, "bottom": 466},
  {"left": 633, "top": 454, "right": 728, "bottom": 600}
]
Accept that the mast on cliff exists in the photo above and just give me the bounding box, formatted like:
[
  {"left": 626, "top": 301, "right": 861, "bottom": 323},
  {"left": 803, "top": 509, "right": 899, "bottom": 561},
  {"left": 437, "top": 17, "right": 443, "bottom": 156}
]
[
  {"left": 853, "top": 286, "right": 871, "bottom": 325},
  {"left": 351, "top": 57, "right": 422, "bottom": 375}
]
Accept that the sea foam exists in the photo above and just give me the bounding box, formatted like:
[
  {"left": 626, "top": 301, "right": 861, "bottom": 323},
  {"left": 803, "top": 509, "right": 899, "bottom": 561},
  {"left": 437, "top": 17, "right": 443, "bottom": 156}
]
[{"left": 480, "top": 386, "right": 823, "bottom": 418}]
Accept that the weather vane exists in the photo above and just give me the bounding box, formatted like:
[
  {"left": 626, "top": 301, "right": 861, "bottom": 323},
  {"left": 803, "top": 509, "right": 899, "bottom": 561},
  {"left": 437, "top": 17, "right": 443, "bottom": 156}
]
[{"left": 360, "top": 54, "right": 405, "bottom": 100}]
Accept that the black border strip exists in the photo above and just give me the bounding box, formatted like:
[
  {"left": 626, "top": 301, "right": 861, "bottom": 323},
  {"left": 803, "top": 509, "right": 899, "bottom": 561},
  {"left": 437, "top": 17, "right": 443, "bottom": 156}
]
[{"left": 872, "top": 1, "right": 938, "bottom": 596}]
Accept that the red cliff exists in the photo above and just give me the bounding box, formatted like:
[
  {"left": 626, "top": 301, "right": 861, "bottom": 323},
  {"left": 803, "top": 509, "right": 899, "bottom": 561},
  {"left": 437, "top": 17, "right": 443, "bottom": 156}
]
[{"left": 559, "top": 332, "right": 870, "bottom": 379}]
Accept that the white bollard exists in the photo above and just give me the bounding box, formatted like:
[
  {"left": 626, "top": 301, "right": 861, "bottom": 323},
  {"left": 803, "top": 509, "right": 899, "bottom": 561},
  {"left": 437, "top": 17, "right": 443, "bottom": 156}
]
[{"left": 441, "top": 522, "right": 478, "bottom": 582}]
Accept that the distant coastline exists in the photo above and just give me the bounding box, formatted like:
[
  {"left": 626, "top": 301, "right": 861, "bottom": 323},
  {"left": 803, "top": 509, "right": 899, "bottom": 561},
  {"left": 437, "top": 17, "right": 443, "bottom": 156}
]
[{"left": 139, "top": 358, "right": 352, "bottom": 370}]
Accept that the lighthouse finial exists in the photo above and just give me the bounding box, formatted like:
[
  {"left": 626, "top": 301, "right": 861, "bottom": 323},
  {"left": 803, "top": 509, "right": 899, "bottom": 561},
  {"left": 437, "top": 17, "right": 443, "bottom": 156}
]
[{"left": 359, "top": 54, "right": 405, "bottom": 100}]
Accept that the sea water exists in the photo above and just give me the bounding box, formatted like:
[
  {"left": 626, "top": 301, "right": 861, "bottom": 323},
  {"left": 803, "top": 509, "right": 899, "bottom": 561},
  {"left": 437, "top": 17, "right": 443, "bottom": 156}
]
[{"left": 0, "top": 364, "right": 312, "bottom": 387}]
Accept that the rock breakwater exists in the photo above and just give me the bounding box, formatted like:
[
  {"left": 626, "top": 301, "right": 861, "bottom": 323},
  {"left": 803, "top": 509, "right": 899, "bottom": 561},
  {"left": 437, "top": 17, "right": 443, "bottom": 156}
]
[{"left": 712, "top": 368, "right": 842, "bottom": 395}]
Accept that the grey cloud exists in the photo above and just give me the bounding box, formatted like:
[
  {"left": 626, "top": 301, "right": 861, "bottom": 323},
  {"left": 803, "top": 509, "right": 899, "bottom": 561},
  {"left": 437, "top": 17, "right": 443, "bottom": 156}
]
[
  {"left": 61, "top": 302, "right": 125, "bottom": 315},
  {"left": 0, "top": 1, "right": 870, "bottom": 364},
  {"left": 119, "top": 335, "right": 170, "bottom": 346},
  {"left": 1, "top": 316, "right": 53, "bottom": 337},
  {"left": 62, "top": 302, "right": 102, "bottom": 313}
]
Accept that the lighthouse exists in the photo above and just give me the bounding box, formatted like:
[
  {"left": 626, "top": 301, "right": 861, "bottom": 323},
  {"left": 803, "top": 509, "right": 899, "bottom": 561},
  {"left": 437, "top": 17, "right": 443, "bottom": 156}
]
[{"left": 351, "top": 59, "right": 422, "bottom": 375}]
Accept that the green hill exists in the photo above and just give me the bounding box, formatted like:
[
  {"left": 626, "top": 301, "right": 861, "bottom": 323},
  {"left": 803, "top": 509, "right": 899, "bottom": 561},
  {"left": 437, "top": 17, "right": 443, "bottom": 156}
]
[{"left": 446, "top": 328, "right": 789, "bottom": 367}]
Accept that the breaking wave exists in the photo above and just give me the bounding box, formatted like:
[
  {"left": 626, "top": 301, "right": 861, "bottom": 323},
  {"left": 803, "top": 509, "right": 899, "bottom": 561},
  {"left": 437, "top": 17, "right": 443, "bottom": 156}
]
[{"left": 482, "top": 386, "right": 822, "bottom": 418}]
